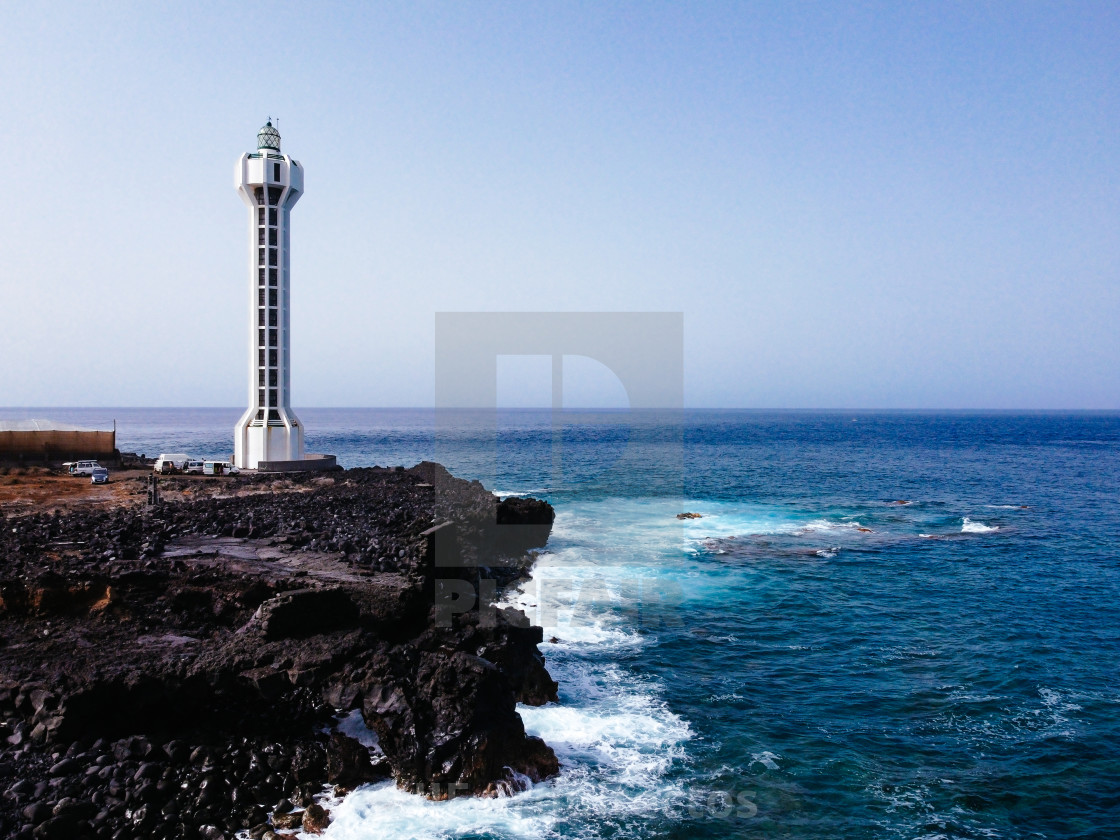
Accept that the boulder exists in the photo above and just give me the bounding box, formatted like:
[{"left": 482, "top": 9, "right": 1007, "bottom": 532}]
[
  {"left": 326, "top": 732, "right": 386, "bottom": 787},
  {"left": 302, "top": 803, "right": 330, "bottom": 834},
  {"left": 362, "top": 649, "right": 558, "bottom": 796}
]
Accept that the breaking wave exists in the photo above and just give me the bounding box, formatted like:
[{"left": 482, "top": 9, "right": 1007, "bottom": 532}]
[{"left": 961, "top": 517, "right": 998, "bottom": 533}]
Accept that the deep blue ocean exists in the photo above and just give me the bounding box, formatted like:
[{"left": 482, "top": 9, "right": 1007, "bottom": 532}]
[{"left": 4, "top": 408, "right": 1119, "bottom": 840}]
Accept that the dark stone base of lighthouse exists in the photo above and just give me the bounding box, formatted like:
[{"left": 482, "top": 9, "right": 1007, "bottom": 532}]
[{"left": 255, "top": 453, "right": 339, "bottom": 473}]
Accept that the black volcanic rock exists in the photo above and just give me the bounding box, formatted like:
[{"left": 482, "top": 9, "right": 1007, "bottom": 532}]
[
  {"left": 0, "top": 465, "right": 559, "bottom": 838},
  {"left": 326, "top": 732, "right": 388, "bottom": 788},
  {"left": 496, "top": 496, "right": 556, "bottom": 556},
  {"left": 361, "top": 640, "right": 559, "bottom": 797},
  {"left": 256, "top": 588, "right": 360, "bottom": 640}
]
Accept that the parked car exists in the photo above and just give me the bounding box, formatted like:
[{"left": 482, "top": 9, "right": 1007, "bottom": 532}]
[
  {"left": 90, "top": 467, "right": 109, "bottom": 485},
  {"left": 70, "top": 460, "right": 102, "bottom": 477},
  {"left": 203, "top": 460, "right": 240, "bottom": 476},
  {"left": 153, "top": 454, "right": 190, "bottom": 474},
  {"left": 183, "top": 459, "right": 206, "bottom": 475}
]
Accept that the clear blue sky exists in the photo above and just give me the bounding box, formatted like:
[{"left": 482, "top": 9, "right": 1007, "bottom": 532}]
[{"left": 1, "top": 1, "right": 1116, "bottom": 408}]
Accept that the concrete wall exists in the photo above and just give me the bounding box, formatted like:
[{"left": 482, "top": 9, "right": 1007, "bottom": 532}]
[{"left": 0, "top": 430, "right": 116, "bottom": 461}]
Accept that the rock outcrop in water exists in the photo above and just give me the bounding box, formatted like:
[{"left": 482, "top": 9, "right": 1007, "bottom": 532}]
[{"left": 0, "top": 463, "right": 558, "bottom": 839}]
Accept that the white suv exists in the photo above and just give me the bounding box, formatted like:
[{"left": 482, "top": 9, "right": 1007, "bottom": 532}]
[{"left": 183, "top": 459, "right": 206, "bottom": 475}]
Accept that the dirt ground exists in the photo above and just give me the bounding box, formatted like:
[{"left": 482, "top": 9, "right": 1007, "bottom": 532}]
[
  {"left": 0, "top": 466, "right": 338, "bottom": 517},
  {"left": 0, "top": 467, "right": 145, "bottom": 514}
]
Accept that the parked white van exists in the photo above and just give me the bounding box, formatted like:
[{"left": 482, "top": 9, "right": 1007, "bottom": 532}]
[
  {"left": 69, "top": 460, "right": 102, "bottom": 477},
  {"left": 153, "top": 454, "right": 190, "bottom": 474},
  {"left": 203, "top": 460, "right": 240, "bottom": 476}
]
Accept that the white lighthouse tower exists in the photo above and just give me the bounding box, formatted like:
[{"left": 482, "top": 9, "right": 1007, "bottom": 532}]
[{"left": 233, "top": 121, "right": 305, "bottom": 469}]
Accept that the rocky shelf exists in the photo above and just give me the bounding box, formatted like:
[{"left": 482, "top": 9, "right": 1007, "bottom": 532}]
[{"left": 0, "top": 462, "right": 559, "bottom": 839}]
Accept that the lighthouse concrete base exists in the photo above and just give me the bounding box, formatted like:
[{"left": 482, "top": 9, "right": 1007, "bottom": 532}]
[{"left": 255, "top": 453, "right": 338, "bottom": 473}]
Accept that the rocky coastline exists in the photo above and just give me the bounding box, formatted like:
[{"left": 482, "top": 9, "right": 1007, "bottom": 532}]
[{"left": 0, "top": 462, "right": 559, "bottom": 839}]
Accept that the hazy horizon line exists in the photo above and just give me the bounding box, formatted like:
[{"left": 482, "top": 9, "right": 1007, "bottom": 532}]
[{"left": 3, "top": 406, "right": 1119, "bottom": 414}]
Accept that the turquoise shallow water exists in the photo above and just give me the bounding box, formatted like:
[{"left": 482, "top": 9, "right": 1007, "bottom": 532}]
[{"left": 4, "top": 408, "right": 1118, "bottom": 839}]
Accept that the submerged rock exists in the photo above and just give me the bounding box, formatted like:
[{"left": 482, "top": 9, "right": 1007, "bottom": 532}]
[{"left": 301, "top": 802, "right": 330, "bottom": 833}]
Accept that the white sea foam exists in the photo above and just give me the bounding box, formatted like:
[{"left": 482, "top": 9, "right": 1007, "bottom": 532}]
[
  {"left": 499, "top": 499, "right": 738, "bottom": 641},
  {"left": 501, "top": 566, "right": 650, "bottom": 648},
  {"left": 1037, "top": 686, "right": 1082, "bottom": 721},
  {"left": 320, "top": 652, "right": 691, "bottom": 839},
  {"left": 317, "top": 499, "right": 695, "bottom": 839},
  {"left": 800, "top": 519, "right": 871, "bottom": 534},
  {"left": 320, "top": 678, "right": 689, "bottom": 838},
  {"left": 1001, "top": 687, "right": 1083, "bottom": 738},
  {"left": 334, "top": 708, "right": 380, "bottom": 751},
  {"left": 520, "top": 691, "right": 690, "bottom": 786},
  {"left": 710, "top": 691, "right": 744, "bottom": 702},
  {"left": 320, "top": 780, "right": 558, "bottom": 839},
  {"left": 961, "top": 517, "right": 998, "bottom": 533}
]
